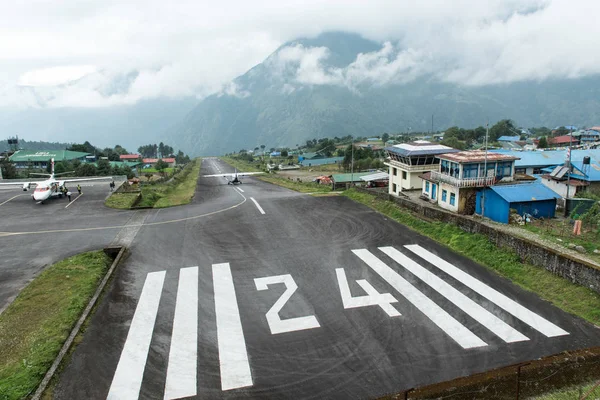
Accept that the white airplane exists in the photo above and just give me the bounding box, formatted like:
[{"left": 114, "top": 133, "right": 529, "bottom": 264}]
[
  {"left": 0, "top": 159, "right": 113, "bottom": 203},
  {"left": 203, "top": 168, "right": 263, "bottom": 185}
]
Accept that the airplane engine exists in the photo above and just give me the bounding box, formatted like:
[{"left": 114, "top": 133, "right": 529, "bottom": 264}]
[{"left": 22, "top": 183, "right": 30, "bottom": 191}]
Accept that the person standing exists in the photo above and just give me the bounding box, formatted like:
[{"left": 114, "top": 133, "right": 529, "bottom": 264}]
[
  {"left": 67, "top": 190, "right": 72, "bottom": 202},
  {"left": 77, "top": 184, "right": 81, "bottom": 195}
]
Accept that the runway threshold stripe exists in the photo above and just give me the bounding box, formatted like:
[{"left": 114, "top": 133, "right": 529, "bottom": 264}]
[
  {"left": 107, "top": 270, "right": 166, "bottom": 400},
  {"left": 213, "top": 263, "right": 253, "bottom": 391},
  {"left": 352, "top": 249, "right": 487, "bottom": 349},
  {"left": 379, "top": 247, "right": 529, "bottom": 343},
  {"left": 405, "top": 245, "right": 569, "bottom": 337},
  {"left": 250, "top": 197, "right": 265, "bottom": 215},
  {"left": 164, "top": 267, "right": 198, "bottom": 400}
]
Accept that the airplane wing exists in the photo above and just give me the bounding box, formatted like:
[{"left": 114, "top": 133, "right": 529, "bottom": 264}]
[
  {"left": 203, "top": 172, "right": 263, "bottom": 178},
  {"left": 59, "top": 176, "right": 115, "bottom": 184},
  {"left": 0, "top": 180, "right": 44, "bottom": 188}
]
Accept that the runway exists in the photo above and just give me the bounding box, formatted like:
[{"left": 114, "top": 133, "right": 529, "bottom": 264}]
[{"left": 2, "top": 159, "right": 600, "bottom": 399}]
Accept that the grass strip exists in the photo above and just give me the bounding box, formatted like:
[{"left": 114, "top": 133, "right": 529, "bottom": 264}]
[
  {"left": 343, "top": 189, "right": 600, "bottom": 326},
  {"left": 534, "top": 380, "right": 600, "bottom": 399},
  {"left": 153, "top": 159, "right": 201, "bottom": 208},
  {"left": 104, "top": 192, "right": 140, "bottom": 209},
  {"left": 258, "top": 175, "right": 332, "bottom": 193},
  {"left": 0, "top": 251, "right": 112, "bottom": 400}
]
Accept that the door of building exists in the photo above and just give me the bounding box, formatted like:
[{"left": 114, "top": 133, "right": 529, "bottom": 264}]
[{"left": 432, "top": 184, "right": 437, "bottom": 200}]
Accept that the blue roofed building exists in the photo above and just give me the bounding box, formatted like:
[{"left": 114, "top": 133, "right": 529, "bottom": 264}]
[
  {"left": 475, "top": 183, "right": 560, "bottom": 223},
  {"left": 497, "top": 135, "right": 520, "bottom": 142}
]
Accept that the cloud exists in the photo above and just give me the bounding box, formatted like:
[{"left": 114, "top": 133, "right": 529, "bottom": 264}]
[{"left": 1, "top": 0, "right": 599, "bottom": 108}]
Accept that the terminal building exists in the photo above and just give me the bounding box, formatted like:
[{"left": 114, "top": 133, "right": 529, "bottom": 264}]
[
  {"left": 9, "top": 150, "right": 90, "bottom": 169},
  {"left": 384, "top": 141, "right": 459, "bottom": 195}
]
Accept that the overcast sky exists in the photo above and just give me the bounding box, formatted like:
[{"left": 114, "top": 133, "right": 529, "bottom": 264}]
[{"left": 1, "top": 0, "right": 599, "bottom": 108}]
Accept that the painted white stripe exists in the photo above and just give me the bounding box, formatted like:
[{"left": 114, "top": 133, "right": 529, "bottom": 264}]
[
  {"left": 250, "top": 197, "right": 265, "bottom": 215},
  {"left": 352, "top": 249, "right": 487, "bottom": 349},
  {"left": 405, "top": 245, "right": 569, "bottom": 337},
  {"left": 0, "top": 194, "right": 24, "bottom": 206},
  {"left": 164, "top": 267, "right": 198, "bottom": 400},
  {"left": 108, "top": 270, "right": 166, "bottom": 399},
  {"left": 379, "top": 247, "right": 528, "bottom": 343},
  {"left": 64, "top": 193, "right": 82, "bottom": 208},
  {"left": 236, "top": 187, "right": 245, "bottom": 193},
  {"left": 213, "top": 263, "right": 253, "bottom": 391}
]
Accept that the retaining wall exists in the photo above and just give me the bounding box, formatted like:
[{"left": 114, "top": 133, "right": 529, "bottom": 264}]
[{"left": 355, "top": 187, "right": 600, "bottom": 294}]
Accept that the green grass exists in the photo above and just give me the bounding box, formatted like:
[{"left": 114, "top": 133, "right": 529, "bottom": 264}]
[
  {"left": 258, "top": 175, "right": 332, "bottom": 193},
  {"left": 139, "top": 167, "right": 175, "bottom": 174},
  {"left": 534, "top": 380, "right": 600, "bottom": 399},
  {"left": 0, "top": 251, "right": 112, "bottom": 400},
  {"left": 343, "top": 189, "right": 600, "bottom": 326},
  {"left": 104, "top": 192, "right": 140, "bottom": 209}
]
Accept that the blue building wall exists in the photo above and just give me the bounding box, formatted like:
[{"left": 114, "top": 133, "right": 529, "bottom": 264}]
[
  {"left": 476, "top": 189, "right": 510, "bottom": 223},
  {"left": 476, "top": 189, "right": 557, "bottom": 223}
]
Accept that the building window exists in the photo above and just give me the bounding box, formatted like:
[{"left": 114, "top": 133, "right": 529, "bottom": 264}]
[
  {"left": 515, "top": 168, "right": 526, "bottom": 174},
  {"left": 450, "top": 192, "right": 456, "bottom": 206},
  {"left": 402, "top": 171, "right": 407, "bottom": 180},
  {"left": 393, "top": 168, "right": 397, "bottom": 176},
  {"left": 497, "top": 161, "right": 512, "bottom": 178},
  {"left": 425, "top": 181, "right": 430, "bottom": 192},
  {"left": 442, "top": 189, "right": 447, "bottom": 202},
  {"left": 392, "top": 183, "right": 397, "bottom": 192},
  {"left": 462, "top": 163, "right": 479, "bottom": 179},
  {"left": 533, "top": 167, "right": 542, "bottom": 174}
]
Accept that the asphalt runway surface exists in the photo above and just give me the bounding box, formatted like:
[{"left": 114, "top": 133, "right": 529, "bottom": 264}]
[{"left": 2, "top": 159, "right": 600, "bottom": 399}]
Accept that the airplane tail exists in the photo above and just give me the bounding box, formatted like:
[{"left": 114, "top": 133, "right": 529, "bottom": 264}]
[{"left": 51, "top": 158, "right": 55, "bottom": 176}]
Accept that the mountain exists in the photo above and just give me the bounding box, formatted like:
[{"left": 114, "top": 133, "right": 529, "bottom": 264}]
[
  {"left": 0, "top": 98, "right": 197, "bottom": 152},
  {"left": 169, "top": 32, "right": 600, "bottom": 156}
]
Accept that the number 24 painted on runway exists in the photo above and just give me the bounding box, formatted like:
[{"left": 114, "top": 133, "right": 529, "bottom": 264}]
[{"left": 254, "top": 270, "right": 400, "bottom": 335}]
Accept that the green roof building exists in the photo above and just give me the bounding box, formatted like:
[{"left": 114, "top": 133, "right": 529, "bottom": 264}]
[{"left": 9, "top": 150, "right": 90, "bottom": 169}]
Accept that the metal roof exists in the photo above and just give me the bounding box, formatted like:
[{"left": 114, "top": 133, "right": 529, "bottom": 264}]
[
  {"left": 331, "top": 172, "right": 373, "bottom": 183},
  {"left": 385, "top": 141, "right": 459, "bottom": 157},
  {"left": 437, "top": 150, "right": 520, "bottom": 163},
  {"left": 497, "top": 135, "right": 520, "bottom": 142},
  {"left": 9, "top": 149, "right": 90, "bottom": 162},
  {"left": 490, "top": 183, "right": 560, "bottom": 203},
  {"left": 491, "top": 149, "right": 600, "bottom": 174},
  {"left": 359, "top": 172, "right": 389, "bottom": 181}
]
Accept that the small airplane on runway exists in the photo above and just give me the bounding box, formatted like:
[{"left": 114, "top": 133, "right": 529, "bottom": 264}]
[
  {"left": 0, "top": 159, "right": 113, "bottom": 203},
  {"left": 203, "top": 168, "right": 263, "bottom": 185}
]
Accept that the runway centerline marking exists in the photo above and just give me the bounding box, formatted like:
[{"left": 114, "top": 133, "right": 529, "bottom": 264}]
[
  {"left": 164, "top": 267, "right": 198, "bottom": 400},
  {"left": 353, "top": 249, "right": 488, "bottom": 349},
  {"left": 0, "top": 194, "right": 25, "bottom": 206},
  {"left": 250, "top": 197, "right": 265, "bottom": 215},
  {"left": 108, "top": 270, "right": 166, "bottom": 399},
  {"left": 235, "top": 187, "right": 244, "bottom": 193},
  {"left": 64, "top": 193, "right": 83, "bottom": 208},
  {"left": 0, "top": 187, "right": 247, "bottom": 237},
  {"left": 213, "top": 263, "right": 253, "bottom": 391},
  {"left": 404, "top": 245, "right": 569, "bottom": 337}
]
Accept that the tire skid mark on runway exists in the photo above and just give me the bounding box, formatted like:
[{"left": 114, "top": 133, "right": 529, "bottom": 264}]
[{"left": 0, "top": 189, "right": 247, "bottom": 237}]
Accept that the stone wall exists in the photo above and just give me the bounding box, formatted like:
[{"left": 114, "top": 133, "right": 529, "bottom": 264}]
[{"left": 355, "top": 187, "right": 600, "bottom": 294}]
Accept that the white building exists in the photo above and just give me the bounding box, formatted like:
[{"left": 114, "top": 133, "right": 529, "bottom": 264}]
[{"left": 384, "top": 141, "right": 459, "bottom": 196}]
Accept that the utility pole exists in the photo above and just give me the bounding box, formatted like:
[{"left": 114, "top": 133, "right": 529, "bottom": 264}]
[
  {"left": 482, "top": 120, "right": 489, "bottom": 219},
  {"left": 431, "top": 114, "right": 434, "bottom": 135},
  {"left": 351, "top": 137, "right": 354, "bottom": 187},
  {"left": 565, "top": 126, "right": 573, "bottom": 215}
]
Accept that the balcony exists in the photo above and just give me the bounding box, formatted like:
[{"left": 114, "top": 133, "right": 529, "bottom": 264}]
[
  {"left": 430, "top": 171, "right": 496, "bottom": 188},
  {"left": 384, "top": 160, "right": 439, "bottom": 172}
]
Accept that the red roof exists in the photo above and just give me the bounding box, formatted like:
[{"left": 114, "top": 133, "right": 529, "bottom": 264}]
[
  {"left": 162, "top": 158, "right": 176, "bottom": 163},
  {"left": 120, "top": 154, "right": 140, "bottom": 159},
  {"left": 549, "top": 135, "right": 578, "bottom": 145}
]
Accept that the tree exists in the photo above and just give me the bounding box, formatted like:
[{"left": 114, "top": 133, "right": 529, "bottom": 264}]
[
  {"left": 159, "top": 142, "right": 165, "bottom": 158},
  {"left": 382, "top": 133, "right": 390, "bottom": 144},
  {"left": 489, "top": 119, "right": 516, "bottom": 142},
  {"left": 281, "top": 150, "right": 289, "bottom": 157},
  {"left": 76, "top": 163, "right": 97, "bottom": 176},
  {"left": 538, "top": 136, "right": 549, "bottom": 149},
  {"left": 440, "top": 137, "right": 466, "bottom": 150},
  {"left": 155, "top": 159, "right": 169, "bottom": 173},
  {"left": 554, "top": 126, "right": 570, "bottom": 137},
  {"left": 0, "top": 159, "right": 17, "bottom": 179},
  {"left": 97, "top": 159, "right": 112, "bottom": 175},
  {"left": 68, "top": 141, "right": 96, "bottom": 154},
  {"left": 260, "top": 144, "right": 266, "bottom": 154}
]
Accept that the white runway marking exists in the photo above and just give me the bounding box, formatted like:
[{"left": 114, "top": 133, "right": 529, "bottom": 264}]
[
  {"left": 405, "top": 245, "right": 569, "bottom": 337},
  {"left": 250, "top": 197, "right": 265, "bottom": 214},
  {"left": 0, "top": 194, "right": 25, "bottom": 206},
  {"left": 164, "top": 267, "right": 198, "bottom": 400},
  {"left": 64, "top": 193, "right": 83, "bottom": 208},
  {"left": 335, "top": 268, "right": 400, "bottom": 317},
  {"left": 236, "top": 187, "right": 244, "bottom": 193},
  {"left": 255, "top": 274, "right": 321, "bottom": 334},
  {"left": 353, "top": 249, "right": 488, "bottom": 349},
  {"left": 213, "top": 263, "right": 253, "bottom": 391},
  {"left": 107, "top": 270, "right": 166, "bottom": 399},
  {"left": 379, "top": 247, "right": 529, "bottom": 343}
]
